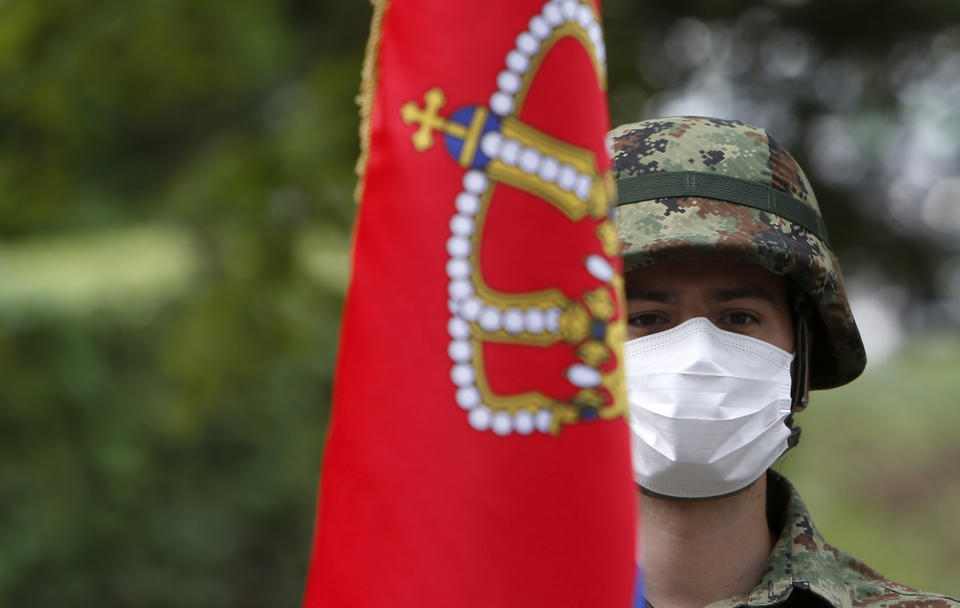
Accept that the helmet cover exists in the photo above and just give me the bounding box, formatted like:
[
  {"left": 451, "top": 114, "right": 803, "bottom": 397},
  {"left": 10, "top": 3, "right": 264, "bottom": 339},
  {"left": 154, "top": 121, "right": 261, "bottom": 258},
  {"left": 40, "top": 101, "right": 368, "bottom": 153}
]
[{"left": 611, "top": 116, "right": 866, "bottom": 389}]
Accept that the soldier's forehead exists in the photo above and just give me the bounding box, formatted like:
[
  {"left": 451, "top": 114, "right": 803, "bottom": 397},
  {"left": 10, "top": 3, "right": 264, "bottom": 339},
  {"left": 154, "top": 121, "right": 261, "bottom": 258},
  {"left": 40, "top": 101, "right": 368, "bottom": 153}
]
[{"left": 623, "top": 258, "right": 788, "bottom": 292}]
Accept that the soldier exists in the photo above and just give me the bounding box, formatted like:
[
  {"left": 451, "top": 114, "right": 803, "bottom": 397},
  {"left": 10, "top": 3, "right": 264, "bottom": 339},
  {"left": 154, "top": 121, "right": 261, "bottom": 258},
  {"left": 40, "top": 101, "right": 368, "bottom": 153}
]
[{"left": 611, "top": 116, "right": 960, "bottom": 608}]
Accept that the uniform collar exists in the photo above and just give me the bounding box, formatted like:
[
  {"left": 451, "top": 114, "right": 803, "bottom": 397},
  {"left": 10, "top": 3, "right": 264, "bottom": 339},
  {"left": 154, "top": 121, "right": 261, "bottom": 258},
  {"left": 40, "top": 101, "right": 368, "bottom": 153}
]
[
  {"left": 704, "top": 470, "right": 851, "bottom": 608},
  {"left": 771, "top": 470, "right": 854, "bottom": 607}
]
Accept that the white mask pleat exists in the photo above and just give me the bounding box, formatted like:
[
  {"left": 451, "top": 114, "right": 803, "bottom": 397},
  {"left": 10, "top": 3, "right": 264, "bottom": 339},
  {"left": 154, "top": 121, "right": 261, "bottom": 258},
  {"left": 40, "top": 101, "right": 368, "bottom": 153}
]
[{"left": 624, "top": 317, "right": 794, "bottom": 499}]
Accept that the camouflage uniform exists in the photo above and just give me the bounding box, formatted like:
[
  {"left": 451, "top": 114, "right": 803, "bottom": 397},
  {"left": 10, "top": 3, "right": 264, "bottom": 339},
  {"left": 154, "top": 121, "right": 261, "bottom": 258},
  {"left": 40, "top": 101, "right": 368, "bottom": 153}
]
[
  {"left": 703, "top": 471, "right": 960, "bottom": 608},
  {"left": 612, "top": 117, "right": 958, "bottom": 606}
]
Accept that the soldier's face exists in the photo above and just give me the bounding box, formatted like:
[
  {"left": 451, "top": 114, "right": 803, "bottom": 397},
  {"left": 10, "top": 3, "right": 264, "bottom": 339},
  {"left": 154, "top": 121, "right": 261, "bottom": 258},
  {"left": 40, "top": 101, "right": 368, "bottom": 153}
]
[{"left": 623, "top": 258, "right": 794, "bottom": 353}]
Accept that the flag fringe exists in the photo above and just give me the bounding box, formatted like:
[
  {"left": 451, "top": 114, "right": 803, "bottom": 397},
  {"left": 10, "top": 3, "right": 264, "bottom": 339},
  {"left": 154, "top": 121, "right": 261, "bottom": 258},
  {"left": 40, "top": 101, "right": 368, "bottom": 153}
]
[{"left": 353, "top": 0, "right": 389, "bottom": 205}]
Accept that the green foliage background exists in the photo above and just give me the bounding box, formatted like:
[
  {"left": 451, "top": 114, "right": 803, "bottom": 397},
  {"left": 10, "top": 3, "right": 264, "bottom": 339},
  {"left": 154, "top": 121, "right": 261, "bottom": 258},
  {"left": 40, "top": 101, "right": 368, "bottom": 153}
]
[
  {"left": 1, "top": 1, "right": 364, "bottom": 605},
  {"left": 1, "top": 0, "right": 957, "bottom": 605},
  {"left": 778, "top": 336, "right": 960, "bottom": 596}
]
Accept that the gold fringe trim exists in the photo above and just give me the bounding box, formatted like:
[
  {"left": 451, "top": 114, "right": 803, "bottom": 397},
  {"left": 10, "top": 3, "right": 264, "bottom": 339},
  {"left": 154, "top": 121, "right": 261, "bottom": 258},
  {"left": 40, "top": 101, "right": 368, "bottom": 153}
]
[{"left": 353, "top": 0, "right": 389, "bottom": 205}]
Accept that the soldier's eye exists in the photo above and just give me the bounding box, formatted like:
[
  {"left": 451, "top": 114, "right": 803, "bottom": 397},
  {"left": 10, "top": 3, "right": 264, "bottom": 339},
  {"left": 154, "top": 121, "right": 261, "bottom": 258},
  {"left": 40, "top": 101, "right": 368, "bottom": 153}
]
[
  {"left": 721, "top": 311, "right": 758, "bottom": 326},
  {"left": 629, "top": 313, "right": 665, "bottom": 327}
]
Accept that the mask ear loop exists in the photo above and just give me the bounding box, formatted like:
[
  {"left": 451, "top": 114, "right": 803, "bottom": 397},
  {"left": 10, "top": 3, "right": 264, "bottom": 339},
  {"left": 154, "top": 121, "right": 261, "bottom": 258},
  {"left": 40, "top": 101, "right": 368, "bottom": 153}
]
[{"left": 785, "top": 297, "right": 810, "bottom": 449}]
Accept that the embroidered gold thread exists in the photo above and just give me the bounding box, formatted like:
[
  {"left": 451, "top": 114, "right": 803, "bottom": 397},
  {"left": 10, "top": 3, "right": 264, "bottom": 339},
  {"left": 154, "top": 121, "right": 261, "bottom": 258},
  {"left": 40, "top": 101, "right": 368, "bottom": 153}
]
[
  {"left": 395, "top": 5, "right": 626, "bottom": 432},
  {"left": 354, "top": 0, "right": 390, "bottom": 205},
  {"left": 513, "top": 21, "right": 607, "bottom": 112},
  {"left": 400, "top": 88, "right": 468, "bottom": 151},
  {"left": 458, "top": 107, "right": 489, "bottom": 167}
]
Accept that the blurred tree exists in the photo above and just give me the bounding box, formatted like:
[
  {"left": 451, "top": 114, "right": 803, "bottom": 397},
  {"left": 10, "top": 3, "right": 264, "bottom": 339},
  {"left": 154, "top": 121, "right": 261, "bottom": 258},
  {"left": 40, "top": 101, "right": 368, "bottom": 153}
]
[
  {"left": 605, "top": 0, "right": 960, "bottom": 312},
  {"left": 1, "top": 0, "right": 366, "bottom": 605}
]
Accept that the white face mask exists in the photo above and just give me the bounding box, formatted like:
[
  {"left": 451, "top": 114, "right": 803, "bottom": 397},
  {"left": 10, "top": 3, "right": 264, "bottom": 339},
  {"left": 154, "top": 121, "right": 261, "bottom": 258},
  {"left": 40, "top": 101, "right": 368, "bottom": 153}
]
[{"left": 624, "top": 317, "right": 795, "bottom": 499}]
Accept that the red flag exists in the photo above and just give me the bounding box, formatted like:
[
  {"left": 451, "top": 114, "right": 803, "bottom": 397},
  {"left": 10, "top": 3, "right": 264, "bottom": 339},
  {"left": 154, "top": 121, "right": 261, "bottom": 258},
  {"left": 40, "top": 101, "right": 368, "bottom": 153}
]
[{"left": 304, "top": 1, "right": 638, "bottom": 605}]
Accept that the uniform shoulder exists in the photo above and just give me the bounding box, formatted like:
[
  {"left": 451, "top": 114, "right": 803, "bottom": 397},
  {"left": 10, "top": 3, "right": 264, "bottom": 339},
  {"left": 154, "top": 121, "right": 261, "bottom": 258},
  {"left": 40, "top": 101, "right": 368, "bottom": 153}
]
[
  {"left": 769, "top": 472, "right": 959, "bottom": 608},
  {"left": 827, "top": 548, "right": 960, "bottom": 608}
]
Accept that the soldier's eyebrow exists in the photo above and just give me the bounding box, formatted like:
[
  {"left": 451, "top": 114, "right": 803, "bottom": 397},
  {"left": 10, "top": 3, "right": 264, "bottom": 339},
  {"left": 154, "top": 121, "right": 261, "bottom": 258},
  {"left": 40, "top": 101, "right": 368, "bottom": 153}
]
[
  {"left": 709, "top": 286, "right": 776, "bottom": 303},
  {"left": 626, "top": 288, "right": 677, "bottom": 303}
]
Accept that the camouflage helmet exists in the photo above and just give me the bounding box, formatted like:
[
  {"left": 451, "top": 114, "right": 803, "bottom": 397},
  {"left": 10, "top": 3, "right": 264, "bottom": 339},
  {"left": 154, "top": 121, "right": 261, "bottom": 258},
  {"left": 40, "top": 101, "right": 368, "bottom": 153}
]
[{"left": 610, "top": 116, "right": 866, "bottom": 389}]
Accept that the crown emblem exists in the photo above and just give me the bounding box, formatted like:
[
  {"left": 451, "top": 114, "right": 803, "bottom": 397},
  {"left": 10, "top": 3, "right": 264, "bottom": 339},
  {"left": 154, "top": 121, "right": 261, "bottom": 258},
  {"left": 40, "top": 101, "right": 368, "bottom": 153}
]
[{"left": 402, "top": 0, "right": 625, "bottom": 435}]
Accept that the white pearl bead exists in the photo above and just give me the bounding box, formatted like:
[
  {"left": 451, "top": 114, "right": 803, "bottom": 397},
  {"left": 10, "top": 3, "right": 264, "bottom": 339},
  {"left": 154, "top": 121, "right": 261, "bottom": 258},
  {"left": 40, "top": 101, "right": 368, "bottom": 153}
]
[
  {"left": 448, "top": 279, "right": 473, "bottom": 301},
  {"left": 463, "top": 170, "right": 488, "bottom": 194},
  {"left": 456, "top": 386, "right": 480, "bottom": 409},
  {"left": 576, "top": 4, "right": 593, "bottom": 28},
  {"left": 542, "top": 3, "right": 563, "bottom": 27},
  {"left": 450, "top": 214, "right": 474, "bottom": 237},
  {"left": 524, "top": 308, "right": 545, "bottom": 333},
  {"left": 545, "top": 308, "right": 561, "bottom": 332},
  {"left": 500, "top": 139, "right": 520, "bottom": 166},
  {"left": 480, "top": 131, "right": 502, "bottom": 159},
  {"left": 557, "top": 164, "right": 577, "bottom": 191},
  {"left": 503, "top": 308, "right": 524, "bottom": 334},
  {"left": 529, "top": 15, "right": 551, "bottom": 40},
  {"left": 516, "top": 32, "right": 539, "bottom": 56},
  {"left": 585, "top": 254, "right": 614, "bottom": 282},
  {"left": 448, "top": 340, "right": 473, "bottom": 363},
  {"left": 574, "top": 173, "right": 592, "bottom": 200},
  {"left": 535, "top": 409, "right": 553, "bottom": 433},
  {"left": 506, "top": 50, "right": 529, "bottom": 73},
  {"left": 513, "top": 410, "right": 534, "bottom": 435},
  {"left": 479, "top": 307, "right": 501, "bottom": 332},
  {"left": 519, "top": 147, "right": 541, "bottom": 174},
  {"left": 446, "top": 258, "right": 470, "bottom": 280},
  {"left": 561, "top": 0, "right": 578, "bottom": 21},
  {"left": 451, "top": 363, "right": 476, "bottom": 387},
  {"left": 447, "top": 316, "right": 470, "bottom": 339},
  {"left": 490, "top": 91, "right": 514, "bottom": 116},
  {"left": 447, "top": 235, "right": 472, "bottom": 258},
  {"left": 468, "top": 406, "right": 492, "bottom": 430},
  {"left": 588, "top": 22, "right": 603, "bottom": 48},
  {"left": 456, "top": 192, "right": 481, "bottom": 216},
  {"left": 491, "top": 411, "right": 513, "bottom": 436},
  {"left": 567, "top": 363, "right": 602, "bottom": 388},
  {"left": 460, "top": 297, "right": 482, "bottom": 321},
  {"left": 497, "top": 70, "right": 521, "bottom": 95},
  {"left": 538, "top": 156, "right": 560, "bottom": 182}
]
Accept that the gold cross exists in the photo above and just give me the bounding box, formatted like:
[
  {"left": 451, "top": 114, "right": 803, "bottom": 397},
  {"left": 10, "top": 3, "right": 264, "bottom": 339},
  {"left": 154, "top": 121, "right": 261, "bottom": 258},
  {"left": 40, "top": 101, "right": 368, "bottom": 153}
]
[{"left": 401, "top": 87, "right": 467, "bottom": 151}]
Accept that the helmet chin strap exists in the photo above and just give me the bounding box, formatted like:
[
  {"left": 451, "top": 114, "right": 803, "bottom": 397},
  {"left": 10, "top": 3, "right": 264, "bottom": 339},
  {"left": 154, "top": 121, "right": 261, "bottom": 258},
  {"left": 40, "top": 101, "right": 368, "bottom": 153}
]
[{"left": 786, "top": 297, "right": 811, "bottom": 449}]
